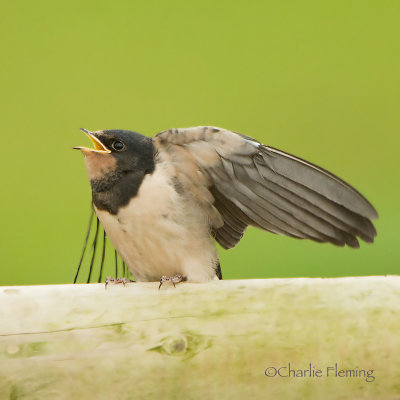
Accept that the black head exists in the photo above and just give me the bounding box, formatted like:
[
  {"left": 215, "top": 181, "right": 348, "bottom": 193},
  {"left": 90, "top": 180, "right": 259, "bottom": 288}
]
[
  {"left": 92, "top": 129, "right": 154, "bottom": 173},
  {"left": 74, "top": 129, "right": 155, "bottom": 214}
]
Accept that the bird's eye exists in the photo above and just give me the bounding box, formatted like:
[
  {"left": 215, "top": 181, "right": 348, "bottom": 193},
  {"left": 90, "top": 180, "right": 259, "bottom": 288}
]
[{"left": 112, "top": 141, "right": 125, "bottom": 151}]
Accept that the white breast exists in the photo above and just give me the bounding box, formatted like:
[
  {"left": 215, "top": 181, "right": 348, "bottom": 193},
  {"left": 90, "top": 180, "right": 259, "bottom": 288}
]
[{"left": 95, "top": 161, "right": 219, "bottom": 282}]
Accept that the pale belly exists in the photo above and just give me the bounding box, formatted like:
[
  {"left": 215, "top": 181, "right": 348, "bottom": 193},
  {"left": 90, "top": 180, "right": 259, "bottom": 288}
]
[{"left": 94, "top": 165, "right": 219, "bottom": 282}]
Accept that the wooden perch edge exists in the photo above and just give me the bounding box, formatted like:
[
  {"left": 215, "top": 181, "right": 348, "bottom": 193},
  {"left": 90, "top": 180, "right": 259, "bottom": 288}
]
[{"left": 0, "top": 276, "right": 399, "bottom": 400}]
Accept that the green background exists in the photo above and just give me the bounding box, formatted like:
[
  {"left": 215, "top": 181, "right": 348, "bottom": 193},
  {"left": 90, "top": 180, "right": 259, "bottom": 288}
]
[{"left": 1, "top": 0, "right": 399, "bottom": 285}]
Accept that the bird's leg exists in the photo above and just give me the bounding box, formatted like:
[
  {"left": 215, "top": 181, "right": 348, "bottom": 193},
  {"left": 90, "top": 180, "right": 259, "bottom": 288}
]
[
  {"left": 158, "top": 273, "right": 186, "bottom": 290},
  {"left": 105, "top": 276, "right": 134, "bottom": 289}
]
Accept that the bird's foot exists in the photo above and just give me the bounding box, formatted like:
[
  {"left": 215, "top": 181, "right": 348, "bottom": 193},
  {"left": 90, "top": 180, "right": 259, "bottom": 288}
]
[
  {"left": 105, "top": 276, "right": 134, "bottom": 289},
  {"left": 158, "top": 274, "right": 186, "bottom": 290}
]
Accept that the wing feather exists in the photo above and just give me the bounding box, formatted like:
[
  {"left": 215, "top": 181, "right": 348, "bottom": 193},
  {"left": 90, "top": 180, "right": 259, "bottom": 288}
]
[{"left": 154, "top": 126, "right": 377, "bottom": 249}]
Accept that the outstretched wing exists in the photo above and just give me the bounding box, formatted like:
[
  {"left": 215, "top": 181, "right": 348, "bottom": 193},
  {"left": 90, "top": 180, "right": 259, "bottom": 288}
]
[{"left": 153, "top": 126, "right": 378, "bottom": 249}]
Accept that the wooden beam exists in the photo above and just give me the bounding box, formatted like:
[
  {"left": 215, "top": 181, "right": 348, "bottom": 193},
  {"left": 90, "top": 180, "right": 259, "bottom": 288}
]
[{"left": 0, "top": 277, "right": 399, "bottom": 399}]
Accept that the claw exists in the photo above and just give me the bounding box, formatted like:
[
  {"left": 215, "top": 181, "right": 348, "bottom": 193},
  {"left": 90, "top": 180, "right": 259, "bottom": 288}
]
[
  {"left": 158, "top": 274, "right": 185, "bottom": 290},
  {"left": 105, "top": 276, "right": 134, "bottom": 289}
]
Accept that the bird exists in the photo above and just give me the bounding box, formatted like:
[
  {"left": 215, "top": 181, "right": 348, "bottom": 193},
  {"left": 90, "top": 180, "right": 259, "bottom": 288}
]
[{"left": 74, "top": 126, "right": 378, "bottom": 285}]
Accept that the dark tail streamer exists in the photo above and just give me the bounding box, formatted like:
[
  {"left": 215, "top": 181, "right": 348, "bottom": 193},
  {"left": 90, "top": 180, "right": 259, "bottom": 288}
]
[
  {"left": 87, "top": 217, "right": 100, "bottom": 283},
  {"left": 98, "top": 230, "right": 107, "bottom": 283},
  {"left": 75, "top": 208, "right": 134, "bottom": 283},
  {"left": 74, "top": 207, "right": 95, "bottom": 283},
  {"left": 115, "top": 250, "right": 119, "bottom": 278}
]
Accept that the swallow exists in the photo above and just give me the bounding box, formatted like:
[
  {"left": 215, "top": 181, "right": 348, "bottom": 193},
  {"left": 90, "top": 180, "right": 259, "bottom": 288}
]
[{"left": 74, "top": 126, "right": 378, "bottom": 285}]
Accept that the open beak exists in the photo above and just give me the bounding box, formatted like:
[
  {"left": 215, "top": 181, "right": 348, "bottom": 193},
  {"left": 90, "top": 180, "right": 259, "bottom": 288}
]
[{"left": 73, "top": 128, "right": 111, "bottom": 154}]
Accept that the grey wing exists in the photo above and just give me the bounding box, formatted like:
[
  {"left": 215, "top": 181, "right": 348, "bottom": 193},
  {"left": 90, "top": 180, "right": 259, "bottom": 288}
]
[{"left": 154, "top": 126, "right": 378, "bottom": 249}]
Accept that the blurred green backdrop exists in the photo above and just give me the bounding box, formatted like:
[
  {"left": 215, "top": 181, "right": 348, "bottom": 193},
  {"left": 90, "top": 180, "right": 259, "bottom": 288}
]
[{"left": 1, "top": 0, "right": 399, "bottom": 285}]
